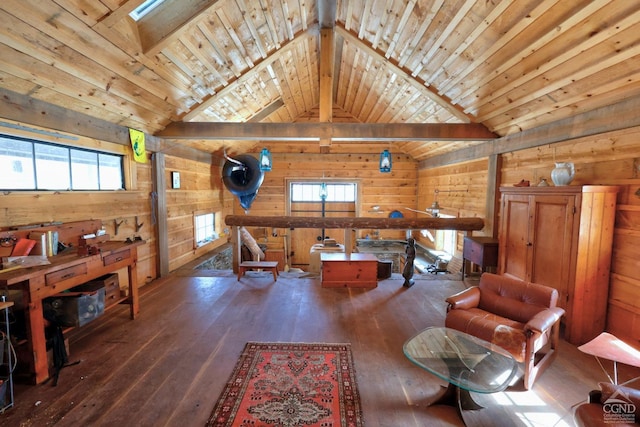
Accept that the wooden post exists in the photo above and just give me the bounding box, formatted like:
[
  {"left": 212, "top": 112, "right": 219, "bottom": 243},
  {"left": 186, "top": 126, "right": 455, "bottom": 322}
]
[{"left": 231, "top": 225, "right": 241, "bottom": 274}]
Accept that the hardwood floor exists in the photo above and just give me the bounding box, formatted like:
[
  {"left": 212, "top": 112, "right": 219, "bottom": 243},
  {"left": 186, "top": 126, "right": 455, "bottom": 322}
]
[{"left": 2, "top": 270, "right": 639, "bottom": 426}]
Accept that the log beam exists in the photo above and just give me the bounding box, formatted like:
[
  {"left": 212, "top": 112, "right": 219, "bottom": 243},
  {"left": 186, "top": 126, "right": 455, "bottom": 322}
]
[{"left": 225, "top": 215, "right": 484, "bottom": 230}]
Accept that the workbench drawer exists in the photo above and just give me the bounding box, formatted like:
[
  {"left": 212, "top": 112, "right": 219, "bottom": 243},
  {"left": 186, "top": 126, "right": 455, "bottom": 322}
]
[
  {"left": 45, "top": 263, "right": 88, "bottom": 286},
  {"left": 103, "top": 249, "right": 131, "bottom": 266},
  {"left": 76, "top": 274, "right": 120, "bottom": 308}
]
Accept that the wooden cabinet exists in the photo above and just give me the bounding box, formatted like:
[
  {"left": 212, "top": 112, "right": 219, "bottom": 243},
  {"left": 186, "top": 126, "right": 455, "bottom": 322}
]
[
  {"left": 498, "top": 186, "right": 618, "bottom": 345},
  {"left": 320, "top": 253, "right": 378, "bottom": 288}
]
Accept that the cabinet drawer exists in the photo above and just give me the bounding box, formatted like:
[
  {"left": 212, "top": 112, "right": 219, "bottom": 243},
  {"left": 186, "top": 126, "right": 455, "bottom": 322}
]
[
  {"left": 45, "top": 263, "right": 88, "bottom": 286},
  {"left": 103, "top": 249, "right": 131, "bottom": 266}
]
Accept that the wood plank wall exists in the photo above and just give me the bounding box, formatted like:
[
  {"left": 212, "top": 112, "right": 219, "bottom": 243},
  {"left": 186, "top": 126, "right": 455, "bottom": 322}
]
[
  {"left": 417, "top": 126, "right": 640, "bottom": 343},
  {"left": 416, "top": 159, "right": 491, "bottom": 256},
  {"left": 0, "top": 121, "right": 234, "bottom": 286},
  {"left": 0, "top": 121, "right": 158, "bottom": 287},
  {"left": 164, "top": 154, "right": 233, "bottom": 271},
  {"left": 237, "top": 151, "right": 418, "bottom": 249}
]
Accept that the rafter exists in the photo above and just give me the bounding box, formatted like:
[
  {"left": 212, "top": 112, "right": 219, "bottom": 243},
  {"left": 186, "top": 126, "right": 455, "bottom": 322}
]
[
  {"left": 334, "top": 24, "right": 471, "bottom": 123},
  {"left": 181, "top": 26, "right": 318, "bottom": 121}
]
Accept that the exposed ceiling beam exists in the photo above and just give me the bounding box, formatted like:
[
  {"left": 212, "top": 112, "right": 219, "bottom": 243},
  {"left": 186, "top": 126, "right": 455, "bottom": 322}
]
[
  {"left": 247, "top": 99, "right": 285, "bottom": 122},
  {"left": 419, "top": 94, "right": 640, "bottom": 168},
  {"left": 317, "top": 0, "right": 336, "bottom": 153},
  {"left": 319, "top": 28, "right": 335, "bottom": 149},
  {"left": 158, "top": 122, "right": 497, "bottom": 141},
  {"left": 318, "top": 0, "right": 337, "bottom": 28}
]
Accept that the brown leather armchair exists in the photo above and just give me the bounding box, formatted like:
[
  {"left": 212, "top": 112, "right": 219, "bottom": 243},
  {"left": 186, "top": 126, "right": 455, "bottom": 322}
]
[{"left": 445, "top": 273, "right": 565, "bottom": 389}]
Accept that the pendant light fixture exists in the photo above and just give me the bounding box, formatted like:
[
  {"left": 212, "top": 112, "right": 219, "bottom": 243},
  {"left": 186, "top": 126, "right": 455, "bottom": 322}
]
[
  {"left": 379, "top": 149, "right": 392, "bottom": 173},
  {"left": 319, "top": 181, "right": 328, "bottom": 200},
  {"left": 259, "top": 147, "right": 272, "bottom": 171}
]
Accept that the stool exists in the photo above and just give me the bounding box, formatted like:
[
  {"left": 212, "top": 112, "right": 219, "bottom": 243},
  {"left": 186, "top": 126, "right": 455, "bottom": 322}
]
[{"left": 238, "top": 261, "right": 279, "bottom": 281}]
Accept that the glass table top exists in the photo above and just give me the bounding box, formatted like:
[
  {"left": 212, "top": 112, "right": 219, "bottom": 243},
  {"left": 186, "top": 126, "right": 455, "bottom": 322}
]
[{"left": 403, "top": 327, "right": 518, "bottom": 393}]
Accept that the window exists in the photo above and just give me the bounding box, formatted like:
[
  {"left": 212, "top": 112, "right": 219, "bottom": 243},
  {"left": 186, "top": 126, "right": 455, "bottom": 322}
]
[
  {"left": 290, "top": 182, "right": 356, "bottom": 202},
  {"left": 194, "top": 212, "right": 218, "bottom": 247},
  {"left": 0, "top": 135, "right": 124, "bottom": 190},
  {"left": 129, "top": 0, "right": 165, "bottom": 21}
]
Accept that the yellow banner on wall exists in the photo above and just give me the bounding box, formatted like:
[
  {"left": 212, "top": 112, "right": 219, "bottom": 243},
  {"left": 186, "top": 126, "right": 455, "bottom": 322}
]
[{"left": 129, "top": 128, "right": 147, "bottom": 163}]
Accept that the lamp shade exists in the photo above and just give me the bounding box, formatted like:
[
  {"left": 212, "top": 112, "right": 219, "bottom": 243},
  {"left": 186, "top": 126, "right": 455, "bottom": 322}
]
[
  {"left": 379, "top": 150, "right": 392, "bottom": 173},
  {"left": 259, "top": 148, "right": 272, "bottom": 171}
]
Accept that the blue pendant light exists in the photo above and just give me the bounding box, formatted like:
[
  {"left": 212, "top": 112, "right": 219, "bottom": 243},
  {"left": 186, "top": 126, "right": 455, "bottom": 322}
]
[
  {"left": 379, "top": 149, "right": 392, "bottom": 173},
  {"left": 319, "top": 182, "right": 328, "bottom": 200},
  {"left": 259, "top": 147, "right": 272, "bottom": 171}
]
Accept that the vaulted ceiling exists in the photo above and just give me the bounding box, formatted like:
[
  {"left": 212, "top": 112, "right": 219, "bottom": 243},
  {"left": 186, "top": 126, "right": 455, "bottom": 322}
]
[{"left": 1, "top": 0, "right": 639, "bottom": 161}]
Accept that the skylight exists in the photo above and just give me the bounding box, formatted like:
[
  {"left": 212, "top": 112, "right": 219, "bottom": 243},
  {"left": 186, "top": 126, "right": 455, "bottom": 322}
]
[{"left": 129, "top": 0, "right": 165, "bottom": 21}]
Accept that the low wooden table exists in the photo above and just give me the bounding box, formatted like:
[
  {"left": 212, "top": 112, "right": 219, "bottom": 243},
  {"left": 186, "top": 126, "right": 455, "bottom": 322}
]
[{"left": 237, "top": 261, "right": 279, "bottom": 281}]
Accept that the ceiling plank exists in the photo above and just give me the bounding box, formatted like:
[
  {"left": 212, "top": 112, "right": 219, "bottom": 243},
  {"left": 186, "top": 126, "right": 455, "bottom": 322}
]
[
  {"left": 138, "top": 0, "right": 221, "bottom": 54},
  {"left": 181, "top": 26, "right": 317, "bottom": 121},
  {"left": 158, "top": 122, "right": 497, "bottom": 141},
  {"left": 335, "top": 25, "right": 470, "bottom": 123}
]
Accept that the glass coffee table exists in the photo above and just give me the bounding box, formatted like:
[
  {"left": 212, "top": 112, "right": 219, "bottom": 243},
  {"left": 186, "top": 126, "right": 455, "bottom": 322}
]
[{"left": 403, "top": 327, "right": 518, "bottom": 416}]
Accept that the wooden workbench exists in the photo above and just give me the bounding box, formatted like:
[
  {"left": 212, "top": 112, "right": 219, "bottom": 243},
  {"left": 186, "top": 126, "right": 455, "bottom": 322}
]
[{"left": 0, "top": 239, "right": 144, "bottom": 384}]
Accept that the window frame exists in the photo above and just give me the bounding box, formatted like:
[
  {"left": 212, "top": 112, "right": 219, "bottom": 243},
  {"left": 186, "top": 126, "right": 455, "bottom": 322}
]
[
  {"left": 0, "top": 134, "right": 125, "bottom": 191},
  {"left": 193, "top": 210, "right": 220, "bottom": 248}
]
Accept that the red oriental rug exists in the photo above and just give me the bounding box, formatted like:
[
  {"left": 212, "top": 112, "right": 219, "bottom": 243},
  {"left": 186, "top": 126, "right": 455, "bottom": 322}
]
[{"left": 206, "top": 342, "right": 364, "bottom": 427}]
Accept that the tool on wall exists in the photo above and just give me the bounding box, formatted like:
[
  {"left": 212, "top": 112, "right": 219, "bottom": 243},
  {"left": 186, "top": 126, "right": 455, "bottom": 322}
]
[{"left": 114, "top": 219, "right": 124, "bottom": 235}]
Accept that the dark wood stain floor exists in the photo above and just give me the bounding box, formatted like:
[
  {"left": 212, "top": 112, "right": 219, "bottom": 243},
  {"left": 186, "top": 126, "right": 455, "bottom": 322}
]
[{"left": 2, "top": 270, "right": 639, "bottom": 426}]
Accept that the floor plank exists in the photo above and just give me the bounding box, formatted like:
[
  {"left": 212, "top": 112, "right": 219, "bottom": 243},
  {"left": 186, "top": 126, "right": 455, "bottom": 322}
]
[{"left": 1, "top": 271, "right": 638, "bottom": 426}]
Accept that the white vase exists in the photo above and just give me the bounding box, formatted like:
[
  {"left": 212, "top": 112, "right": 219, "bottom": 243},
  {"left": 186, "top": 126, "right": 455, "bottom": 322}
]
[{"left": 551, "top": 162, "right": 575, "bottom": 186}]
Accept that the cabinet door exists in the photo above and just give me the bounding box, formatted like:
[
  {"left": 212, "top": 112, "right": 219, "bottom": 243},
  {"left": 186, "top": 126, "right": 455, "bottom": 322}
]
[
  {"left": 528, "top": 194, "right": 578, "bottom": 308},
  {"left": 499, "top": 194, "right": 530, "bottom": 280}
]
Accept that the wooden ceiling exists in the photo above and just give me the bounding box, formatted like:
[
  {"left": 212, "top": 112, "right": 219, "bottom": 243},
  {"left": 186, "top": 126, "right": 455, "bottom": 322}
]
[{"left": 1, "top": 0, "right": 639, "bottom": 161}]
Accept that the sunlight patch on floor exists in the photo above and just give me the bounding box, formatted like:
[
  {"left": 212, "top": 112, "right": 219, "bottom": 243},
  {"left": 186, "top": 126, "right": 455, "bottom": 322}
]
[{"left": 491, "top": 389, "right": 574, "bottom": 426}]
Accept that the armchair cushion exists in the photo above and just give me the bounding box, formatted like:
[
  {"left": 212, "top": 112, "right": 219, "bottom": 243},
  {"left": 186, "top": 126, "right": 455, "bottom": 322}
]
[{"left": 476, "top": 273, "right": 559, "bottom": 324}]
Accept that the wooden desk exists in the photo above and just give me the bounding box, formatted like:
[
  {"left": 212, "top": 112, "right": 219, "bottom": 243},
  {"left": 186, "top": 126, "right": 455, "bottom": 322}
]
[
  {"left": 0, "top": 240, "right": 144, "bottom": 384},
  {"left": 321, "top": 253, "right": 378, "bottom": 288},
  {"left": 462, "top": 236, "right": 498, "bottom": 278}
]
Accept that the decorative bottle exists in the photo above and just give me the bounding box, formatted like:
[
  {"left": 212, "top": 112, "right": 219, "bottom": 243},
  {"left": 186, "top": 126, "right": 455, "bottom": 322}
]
[{"left": 551, "top": 162, "right": 575, "bottom": 186}]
